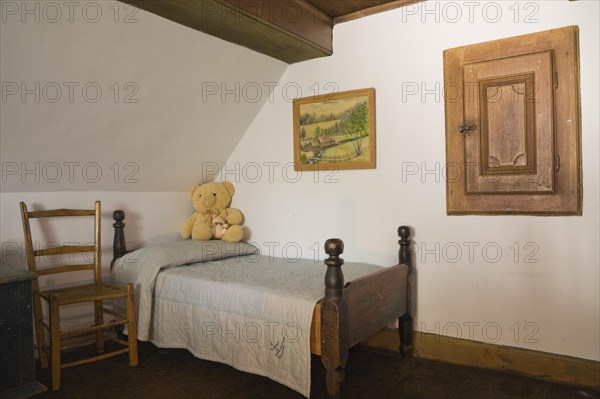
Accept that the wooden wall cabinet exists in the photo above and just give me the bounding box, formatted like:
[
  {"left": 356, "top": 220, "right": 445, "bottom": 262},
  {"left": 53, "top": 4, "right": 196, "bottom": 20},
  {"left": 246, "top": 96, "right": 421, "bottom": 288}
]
[{"left": 444, "top": 26, "right": 582, "bottom": 215}]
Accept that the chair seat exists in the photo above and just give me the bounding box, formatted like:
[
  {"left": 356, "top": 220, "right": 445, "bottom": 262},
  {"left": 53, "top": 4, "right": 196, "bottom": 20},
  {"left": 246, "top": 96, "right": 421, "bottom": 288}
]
[{"left": 39, "top": 282, "right": 130, "bottom": 305}]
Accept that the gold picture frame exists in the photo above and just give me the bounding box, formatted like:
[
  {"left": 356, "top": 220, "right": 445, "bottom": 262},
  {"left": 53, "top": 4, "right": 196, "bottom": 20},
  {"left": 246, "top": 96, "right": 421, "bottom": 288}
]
[{"left": 293, "top": 87, "right": 376, "bottom": 171}]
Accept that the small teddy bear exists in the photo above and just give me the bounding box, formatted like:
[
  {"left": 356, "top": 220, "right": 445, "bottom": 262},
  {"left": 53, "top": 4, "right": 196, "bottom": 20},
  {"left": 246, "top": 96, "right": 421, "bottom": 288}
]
[{"left": 211, "top": 215, "right": 229, "bottom": 239}]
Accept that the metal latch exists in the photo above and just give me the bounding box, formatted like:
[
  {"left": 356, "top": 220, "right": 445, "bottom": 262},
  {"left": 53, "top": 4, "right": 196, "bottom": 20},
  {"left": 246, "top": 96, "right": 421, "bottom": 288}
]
[{"left": 459, "top": 124, "right": 477, "bottom": 133}]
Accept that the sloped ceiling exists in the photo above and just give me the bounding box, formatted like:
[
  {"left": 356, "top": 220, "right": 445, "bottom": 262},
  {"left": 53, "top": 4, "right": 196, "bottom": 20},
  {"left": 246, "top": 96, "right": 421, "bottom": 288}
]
[{"left": 0, "top": 4, "right": 287, "bottom": 192}]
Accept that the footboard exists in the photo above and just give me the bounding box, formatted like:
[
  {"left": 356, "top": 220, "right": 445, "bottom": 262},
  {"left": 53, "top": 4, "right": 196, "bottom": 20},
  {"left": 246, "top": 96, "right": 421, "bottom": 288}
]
[
  {"left": 320, "top": 226, "right": 414, "bottom": 398},
  {"left": 345, "top": 264, "right": 409, "bottom": 347}
]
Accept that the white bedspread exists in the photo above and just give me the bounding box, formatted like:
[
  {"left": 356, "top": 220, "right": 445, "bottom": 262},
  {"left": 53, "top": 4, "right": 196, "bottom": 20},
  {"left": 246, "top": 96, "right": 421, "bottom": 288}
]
[{"left": 111, "top": 240, "right": 383, "bottom": 397}]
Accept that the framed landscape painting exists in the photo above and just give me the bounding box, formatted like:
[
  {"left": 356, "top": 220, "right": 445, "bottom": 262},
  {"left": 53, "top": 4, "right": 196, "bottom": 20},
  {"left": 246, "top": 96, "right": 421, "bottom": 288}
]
[{"left": 293, "top": 88, "right": 376, "bottom": 171}]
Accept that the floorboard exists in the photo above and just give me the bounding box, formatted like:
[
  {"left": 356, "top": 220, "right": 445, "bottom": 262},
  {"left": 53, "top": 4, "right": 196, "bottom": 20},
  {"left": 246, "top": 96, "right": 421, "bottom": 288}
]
[{"left": 33, "top": 341, "right": 599, "bottom": 399}]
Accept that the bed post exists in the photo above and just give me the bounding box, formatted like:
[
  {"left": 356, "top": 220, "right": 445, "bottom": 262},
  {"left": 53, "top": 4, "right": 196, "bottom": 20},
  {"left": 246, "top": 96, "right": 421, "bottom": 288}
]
[
  {"left": 320, "top": 238, "right": 348, "bottom": 399},
  {"left": 111, "top": 210, "right": 127, "bottom": 269},
  {"left": 398, "top": 225, "right": 414, "bottom": 359}
]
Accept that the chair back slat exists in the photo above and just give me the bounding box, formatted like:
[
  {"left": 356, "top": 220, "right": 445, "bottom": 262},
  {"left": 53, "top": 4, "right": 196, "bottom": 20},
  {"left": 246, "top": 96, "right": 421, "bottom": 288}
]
[
  {"left": 36, "top": 264, "right": 96, "bottom": 276},
  {"left": 28, "top": 209, "right": 96, "bottom": 218},
  {"left": 20, "top": 201, "right": 102, "bottom": 283},
  {"left": 34, "top": 245, "right": 96, "bottom": 257}
]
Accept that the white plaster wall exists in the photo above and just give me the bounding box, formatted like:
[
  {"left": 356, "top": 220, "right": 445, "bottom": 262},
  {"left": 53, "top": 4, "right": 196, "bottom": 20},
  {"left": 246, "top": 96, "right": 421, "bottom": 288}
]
[{"left": 226, "top": 1, "right": 600, "bottom": 361}]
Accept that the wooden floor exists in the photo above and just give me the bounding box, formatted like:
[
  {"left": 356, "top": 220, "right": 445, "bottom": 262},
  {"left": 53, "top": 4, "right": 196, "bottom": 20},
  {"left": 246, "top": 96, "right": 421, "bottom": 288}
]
[{"left": 34, "top": 341, "right": 598, "bottom": 399}]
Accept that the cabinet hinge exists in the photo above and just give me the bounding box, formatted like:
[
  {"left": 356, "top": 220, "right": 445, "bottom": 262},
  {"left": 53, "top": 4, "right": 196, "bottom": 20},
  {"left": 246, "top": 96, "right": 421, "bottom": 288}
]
[
  {"left": 554, "top": 71, "right": 559, "bottom": 89},
  {"left": 556, "top": 154, "right": 560, "bottom": 172}
]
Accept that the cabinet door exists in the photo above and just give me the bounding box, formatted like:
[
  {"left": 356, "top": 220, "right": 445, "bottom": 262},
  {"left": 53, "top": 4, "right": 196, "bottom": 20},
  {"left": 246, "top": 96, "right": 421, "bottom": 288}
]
[{"left": 444, "top": 26, "right": 581, "bottom": 215}]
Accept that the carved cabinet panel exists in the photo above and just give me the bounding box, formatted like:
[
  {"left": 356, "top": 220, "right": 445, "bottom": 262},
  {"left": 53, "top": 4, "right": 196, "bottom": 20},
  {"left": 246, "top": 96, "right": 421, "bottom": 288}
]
[{"left": 444, "top": 26, "right": 582, "bottom": 215}]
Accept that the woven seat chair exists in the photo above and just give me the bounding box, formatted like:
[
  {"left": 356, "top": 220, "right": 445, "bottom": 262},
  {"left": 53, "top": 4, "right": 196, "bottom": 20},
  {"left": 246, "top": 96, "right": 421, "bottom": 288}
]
[{"left": 20, "top": 201, "right": 138, "bottom": 391}]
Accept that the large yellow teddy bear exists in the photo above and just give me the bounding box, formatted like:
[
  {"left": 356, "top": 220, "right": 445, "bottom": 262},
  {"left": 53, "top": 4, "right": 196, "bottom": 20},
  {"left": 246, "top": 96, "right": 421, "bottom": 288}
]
[{"left": 180, "top": 181, "right": 244, "bottom": 242}]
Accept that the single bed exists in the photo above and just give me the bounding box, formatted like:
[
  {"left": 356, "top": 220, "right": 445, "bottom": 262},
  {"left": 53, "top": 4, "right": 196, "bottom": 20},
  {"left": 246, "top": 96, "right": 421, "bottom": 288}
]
[{"left": 110, "top": 210, "right": 414, "bottom": 399}]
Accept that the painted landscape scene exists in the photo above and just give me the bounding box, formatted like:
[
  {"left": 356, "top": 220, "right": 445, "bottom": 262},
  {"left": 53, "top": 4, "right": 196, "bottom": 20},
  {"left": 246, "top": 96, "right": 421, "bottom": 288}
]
[{"left": 294, "top": 89, "right": 375, "bottom": 170}]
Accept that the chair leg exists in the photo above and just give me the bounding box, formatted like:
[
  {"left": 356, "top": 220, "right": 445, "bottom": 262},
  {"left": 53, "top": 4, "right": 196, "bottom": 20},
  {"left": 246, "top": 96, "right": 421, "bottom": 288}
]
[
  {"left": 49, "top": 295, "right": 61, "bottom": 391},
  {"left": 33, "top": 294, "right": 48, "bottom": 369},
  {"left": 94, "top": 300, "right": 105, "bottom": 354},
  {"left": 126, "top": 284, "right": 138, "bottom": 366}
]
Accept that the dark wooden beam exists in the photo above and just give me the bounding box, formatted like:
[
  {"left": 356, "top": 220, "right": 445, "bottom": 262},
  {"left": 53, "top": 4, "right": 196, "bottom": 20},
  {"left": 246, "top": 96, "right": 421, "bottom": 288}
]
[
  {"left": 333, "top": 0, "right": 424, "bottom": 24},
  {"left": 120, "top": 0, "right": 333, "bottom": 64}
]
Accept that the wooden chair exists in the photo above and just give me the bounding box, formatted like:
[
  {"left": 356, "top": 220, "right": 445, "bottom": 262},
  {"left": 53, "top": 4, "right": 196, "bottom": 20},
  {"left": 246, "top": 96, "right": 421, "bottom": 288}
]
[{"left": 20, "top": 201, "right": 138, "bottom": 391}]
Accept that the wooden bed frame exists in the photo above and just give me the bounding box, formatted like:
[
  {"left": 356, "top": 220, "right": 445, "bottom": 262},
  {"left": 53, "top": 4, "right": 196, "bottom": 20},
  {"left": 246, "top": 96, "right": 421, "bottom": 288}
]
[{"left": 112, "top": 211, "right": 414, "bottom": 399}]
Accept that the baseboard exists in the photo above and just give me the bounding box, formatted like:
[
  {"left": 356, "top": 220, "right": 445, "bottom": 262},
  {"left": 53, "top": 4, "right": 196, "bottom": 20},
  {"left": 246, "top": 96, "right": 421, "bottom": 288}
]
[{"left": 361, "top": 329, "right": 600, "bottom": 389}]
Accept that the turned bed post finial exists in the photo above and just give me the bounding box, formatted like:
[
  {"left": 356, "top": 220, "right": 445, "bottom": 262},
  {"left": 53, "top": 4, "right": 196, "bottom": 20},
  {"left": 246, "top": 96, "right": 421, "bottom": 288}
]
[
  {"left": 111, "top": 210, "right": 127, "bottom": 269},
  {"left": 397, "top": 225, "right": 414, "bottom": 360},
  {"left": 398, "top": 225, "right": 411, "bottom": 266},
  {"left": 324, "top": 238, "right": 345, "bottom": 296}
]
